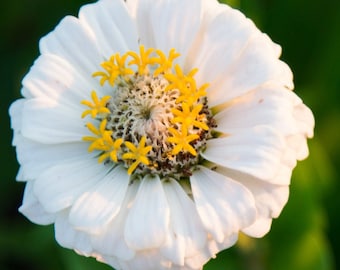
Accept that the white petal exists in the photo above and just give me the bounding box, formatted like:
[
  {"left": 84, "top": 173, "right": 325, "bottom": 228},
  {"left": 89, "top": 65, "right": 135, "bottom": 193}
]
[
  {"left": 9, "top": 99, "right": 24, "bottom": 145},
  {"left": 209, "top": 233, "right": 238, "bottom": 256},
  {"left": 91, "top": 181, "right": 139, "bottom": 260},
  {"left": 170, "top": 265, "right": 200, "bottom": 270},
  {"left": 217, "top": 167, "right": 289, "bottom": 218},
  {"left": 161, "top": 233, "right": 184, "bottom": 267},
  {"left": 201, "top": 126, "right": 285, "bottom": 182},
  {"left": 207, "top": 33, "right": 293, "bottom": 106},
  {"left": 161, "top": 179, "right": 206, "bottom": 265},
  {"left": 79, "top": 0, "right": 139, "bottom": 58},
  {"left": 184, "top": 251, "right": 211, "bottom": 270},
  {"left": 281, "top": 90, "right": 314, "bottom": 158},
  {"left": 9, "top": 99, "right": 23, "bottom": 131},
  {"left": 39, "top": 16, "right": 101, "bottom": 78},
  {"left": 128, "top": 0, "right": 201, "bottom": 63},
  {"left": 279, "top": 139, "right": 297, "bottom": 174},
  {"left": 34, "top": 158, "right": 109, "bottom": 213},
  {"left": 21, "top": 98, "right": 86, "bottom": 144},
  {"left": 196, "top": 0, "right": 228, "bottom": 34},
  {"left": 293, "top": 102, "right": 315, "bottom": 139},
  {"left": 221, "top": 233, "right": 239, "bottom": 250},
  {"left": 55, "top": 211, "right": 93, "bottom": 256},
  {"left": 190, "top": 166, "right": 256, "bottom": 243},
  {"left": 242, "top": 217, "right": 272, "bottom": 238},
  {"left": 184, "top": 233, "right": 238, "bottom": 270},
  {"left": 96, "top": 256, "right": 121, "bottom": 270},
  {"left": 213, "top": 86, "right": 313, "bottom": 167},
  {"left": 21, "top": 54, "right": 99, "bottom": 105},
  {"left": 125, "top": 174, "right": 170, "bottom": 250},
  {"left": 187, "top": 5, "right": 257, "bottom": 87},
  {"left": 14, "top": 136, "right": 91, "bottom": 181},
  {"left": 19, "top": 182, "right": 55, "bottom": 225},
  {"left": 185, "top": 1, "right": 288, "bottom": 103},
  {"left": 287, "top": 93, "right": 314, "bottom": 159},
  {"left": 125, "top": 0, "right": 156, "bottom": 48},
  {"left": 110, "top": 249, "right": 171, "bottom": 270},
  {"left": 287, "top": 134, "right": 310, "bottom": 161},
  {"left": 69, "top": 166, "right": 129, "bottom": 233},
  {"left": 214, "top": 86, "right": 297, "bottom": 135},
  {"left": 149, "top": 0, "right": 201, "bottom": 63}
]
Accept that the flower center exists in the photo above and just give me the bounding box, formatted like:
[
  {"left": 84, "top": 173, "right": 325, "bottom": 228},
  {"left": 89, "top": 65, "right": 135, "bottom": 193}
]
[{"left": 81, "top": 45, "right": 216, "bottom": 179}]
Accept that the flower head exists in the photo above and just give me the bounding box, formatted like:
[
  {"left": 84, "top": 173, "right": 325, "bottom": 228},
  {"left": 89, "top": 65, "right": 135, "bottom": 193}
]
[{"left": 9, "top": 0, "right": 314, "bottom": 270}]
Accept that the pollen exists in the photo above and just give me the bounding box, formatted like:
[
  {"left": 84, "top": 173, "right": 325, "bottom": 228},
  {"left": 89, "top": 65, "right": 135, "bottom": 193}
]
[{"left": 81, "top": 45, "right": 216, "bottom": 178}]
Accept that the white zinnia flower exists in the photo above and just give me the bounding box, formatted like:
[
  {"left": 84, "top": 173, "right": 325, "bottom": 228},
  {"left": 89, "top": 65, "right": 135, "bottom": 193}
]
[{"left": 9, "top": 0, "right": 314, "bottom": 269}]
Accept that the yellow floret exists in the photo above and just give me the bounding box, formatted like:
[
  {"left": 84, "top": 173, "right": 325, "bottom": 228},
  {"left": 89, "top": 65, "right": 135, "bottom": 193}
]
[
  {"left": 93, "top": 53, "right": 134, "bottom": 86},
  {"left": 164, "top": 64, "right": 198, "bottom": 93},
  {"left": 167, "top": 126, "right": 199, "bottom": 156},
  {"left": 82, "top": 119, "right": 123, "bottom": 163},
  {"left": 81, "top": 90, "right": 111, "bottom": 119},
  {"left": 127, "top": 45, "right": 157, "bottom": 75},
  {"left": 176, "top": 83, "right": 209, "bottom": 106},
  {"left": 153, "top": 48, "right": 180, "bottom": 76},
  {"left": 122, "top": 136, "right": 152, "bottom": 175},
  {"left": 171, "top": 103, "right": 209, "bottom": 131}
]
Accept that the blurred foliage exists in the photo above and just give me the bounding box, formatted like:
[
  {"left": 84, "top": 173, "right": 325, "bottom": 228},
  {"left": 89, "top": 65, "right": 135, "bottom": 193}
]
[{"left": 1, "top": 0, "right": 339, "bottom": 269}]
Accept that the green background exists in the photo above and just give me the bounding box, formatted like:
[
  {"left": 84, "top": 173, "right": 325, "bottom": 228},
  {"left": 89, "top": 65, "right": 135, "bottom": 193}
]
[{"left": 1, "top": 0, "right": 339, "bottom": 269}]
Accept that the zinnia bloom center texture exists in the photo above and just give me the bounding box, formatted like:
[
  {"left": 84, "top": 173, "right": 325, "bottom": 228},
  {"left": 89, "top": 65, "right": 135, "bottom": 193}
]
[{"left": 82, "top": 45, "right": 215, "bottom": 178}]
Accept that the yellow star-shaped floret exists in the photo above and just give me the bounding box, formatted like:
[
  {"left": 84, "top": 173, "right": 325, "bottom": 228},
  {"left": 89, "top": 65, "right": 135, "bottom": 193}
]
[
  {"left": 171, "top": 103, "right": 209, "bottom": 131},
  {"left": 97, "top": 134, "right": 123, "bottom": 163},
  {"left": 81, "top": 90, "right": 111, "bottom": 119},
  {"left": 93, "top": 53, "right": 134, "bottom": 86},
  {"left": 176, "top": 83, "right": 209, "bottom": 106},
  {"left": 164, "top": 64, "right": 198, "bottom": 93},
  {"left": 83, "top": 119, "right": 123, "bottom": 163},
  {"left": 83, "top": 119, "right": 109, "bottom": 151},
  {"left": 153, "top": 48, "right": 180, "bottom": 76},
  {"left": 167, "top": 126, "right": 199, "bottom": 156},
  {"left": 122, "top": 136, "right": 152, "bottom": 175},
  {"left": 127, "top": 45, "right": 157, "bottom": 75}
]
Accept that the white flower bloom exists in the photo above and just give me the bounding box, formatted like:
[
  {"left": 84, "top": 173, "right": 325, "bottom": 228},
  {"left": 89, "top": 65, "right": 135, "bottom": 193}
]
[{"left": 9, "top": 0, "right": 314, "bottom": 269}]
